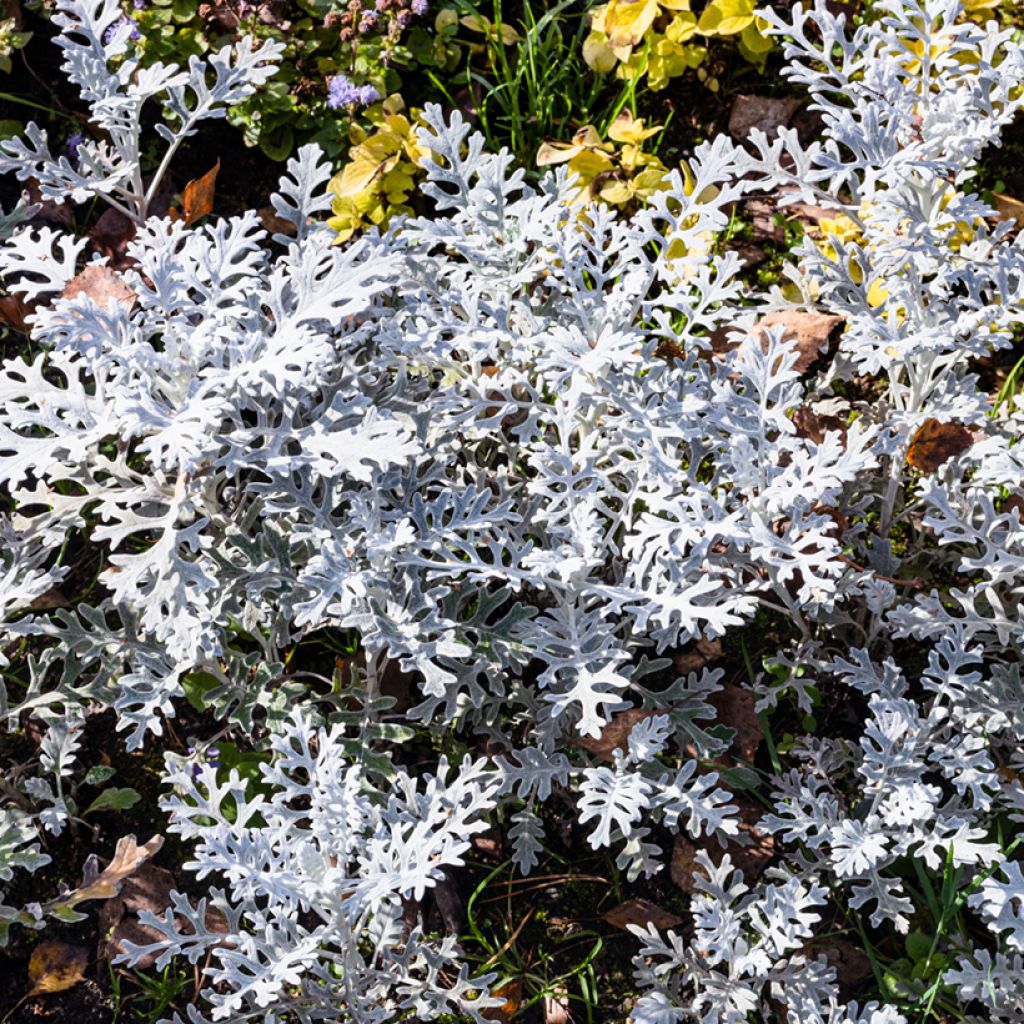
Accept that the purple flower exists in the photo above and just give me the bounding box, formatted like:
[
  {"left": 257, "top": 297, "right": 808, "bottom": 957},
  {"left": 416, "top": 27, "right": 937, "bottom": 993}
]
[
  {"left": 327, "top": 74, "right": 380, "bottom": 110},
  {"left": 359, "top": 10, "right": 378, "bottom": 32},
  {"left": 396, "top": 10, "right": 411, "bottom": 28},
  {"left": 132, "top": 0, "right": 146, "bottom": 9},
  {"left": 66, "top": 132, "right": 84, "bottom": 169},
  {"left": 411, "top": 0, "right": 428, "bottom": 15},
  {"left": 187, "top": 745, "right": 221, "bottom": 779},
  {"left": 103, "top": 15, "right": 141, "bottom": 44}
]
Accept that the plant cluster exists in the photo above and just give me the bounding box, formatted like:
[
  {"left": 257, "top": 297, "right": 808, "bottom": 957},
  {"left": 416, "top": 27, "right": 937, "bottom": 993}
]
[
  {"left": 582, "top": 0, "right": 773, "bottom": 93},
  {"left": 116, "top": 0, "right": 438, "bottom": 160},
  {"left": 1, "top": 1, "right": 1024, "bottom": 1023}
]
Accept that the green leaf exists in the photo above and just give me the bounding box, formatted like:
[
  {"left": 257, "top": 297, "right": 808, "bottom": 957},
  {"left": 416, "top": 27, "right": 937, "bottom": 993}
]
[
  {"left": 83, "top": 765, "right": 116, "bottom": 786},
  {"left": 84, "top": 788, "right": 140, "bottom": 815},
  {"left": 182, "top": 671, "right": 220, "bottom": 711},
  {"left": 905, "top": 931, "right": 932, "bottom": 963},
  {"left": 717, "top": 764, "right": 762, "bottom": 790},
  {"left": 260, "top": 127, "right": 295, "bottom": 162}
]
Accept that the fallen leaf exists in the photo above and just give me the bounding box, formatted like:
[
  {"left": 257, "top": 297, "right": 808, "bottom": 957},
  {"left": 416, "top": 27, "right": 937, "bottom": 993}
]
[
  {"left": 744, "top": 197, "right": 786, "bottom": 243},
  {"left": 670, "top": 801, "right": 774, "bottom": 893},
  {"left": 482, "top": 979, "right": 523, "bottom": 1022},
  {"left": 823, "top": 939, "right": 874, "bottom": 989},
  {"left": 728, "top": 94, "right": 802, "bottom": 141},
  {"left": 182, "top": 158, "right": 221, "bottom": 224},
  {"left": 992, "top": 191, "right": 1024, "bottom": 227},
  {"left": 257, "top": 204, "right": 297, "bottom": 237},
  {"left": 0, "top": 293, "right": 35, "bottom": 333},
  {"left": 791, "top": 404, "right": 848, "bottom": 446},
  {"left": 674, "top": 638, "right": 723, "bottom": 677},
  {"left": 668, "top": 833, "right": 703, "bottom": 891},
  {"left": 708, "top": 681, "right": 762, "bottom": 763},
  {"left": 753, "top": 309, "right": 845, "bottom": 373},
  {"left": 88, "top": 206, "right": 137, "bottom": 269},
  {"left": 726, "top": 241, "right": 768, "bottom": 268},
  {"left": 544, "top": 992, "right": 572, "bottom": 1024},
  {"left": 27, "top": 940, "right": 88, "bottom": 995},
  {"left": 471, "top": 827, "right": 504, "bottom": 860},
  {"left": 577, "top": 708, "right": 658, "bottom": 761},
  {"left": 905, "top": 418, "right": 975, "bottom": 474},
  {"left": 602, "top": 898, "right": 682, "bottom": 932},
  {"left": 26, "top": 178, "right": 73, "bottom": 228},
  {"left": 61, "top": 265, "right": 136, "bottom": 310},
  {"left": 27, "top": 586, "right": 69, "bottom": 611},
  {"left": 48, "top": 834, "right": 164, "bottom": 913}
]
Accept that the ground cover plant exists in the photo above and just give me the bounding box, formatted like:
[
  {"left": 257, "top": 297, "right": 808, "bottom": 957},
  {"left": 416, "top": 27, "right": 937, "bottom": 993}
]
[{"left": 1, "top": 0, "right": 1024, "bottom": 1022}]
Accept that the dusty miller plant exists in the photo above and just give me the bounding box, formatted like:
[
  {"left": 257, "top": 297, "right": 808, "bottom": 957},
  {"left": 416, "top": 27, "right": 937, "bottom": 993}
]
[{"left": 0, "top": 0, "right": 1023, "bottom": 1020}]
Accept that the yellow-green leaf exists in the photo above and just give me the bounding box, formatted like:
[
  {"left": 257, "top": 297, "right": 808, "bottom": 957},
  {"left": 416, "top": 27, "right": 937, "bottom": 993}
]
[
  {"left": 607, "top": 110, "right": 662, "bottom": 145},
  {"left": 696, "top": 0, "right": 755, "bottom": 36},
  {"left": 603, "top": 0, "right": 660, "bottom": 53},
  {"left": 582, "top": 30, "right": 618, "bottom": 72},
  {"left": 665, "top": 10, "right": 698, "bottom": 43}
]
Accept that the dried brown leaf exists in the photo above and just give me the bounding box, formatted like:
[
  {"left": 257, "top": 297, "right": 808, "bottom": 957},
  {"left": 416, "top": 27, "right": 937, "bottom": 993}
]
[
  {"left": 674, "top": 638, "right": 723, "bottom": 677},
  {"left": 823, "top": 939, "right": 874, "bottom": 989},
  {"left": 602, "top": 897, "right": 682, "bottom": 932},
  {"left": 257, "top": 205, "right": 297, "bottom": 237},
  {"left": 744, "top": 197, "right": 786, "bottom": 243},
  {"left": 182, "top": 158, "right": 221, "bottom": 224},
  {"left": 26, "top": 178, "right": 73, "bottom": 228},
  {"left": 482, "top": 980, "right": 523, "bottom": 1022},
  {"left": 27, "top": 940, "right": 88, "bottom": 995},
  {"left": 709, "top": 682, "right": 762, "bottom": 763},
  {"left": 728, "top": 94, "right": 802, "bottom": 141},
  {"left": 670, "top": 801, "right": 774, "bottom": 893},
  {"left": 992, "top": 191, "right": 1024, "bottom": 227},
  {"left": 791, "top": 405, "right": 847, "bottom": 446},
  {"left": 61, "top": 264, "right": 136, "bottom": 310},
  {"left": 543, "top": 991, "right": 572, "bottom": 1024},
  {"left": 50, "top": 834, "right": 164, "bottom": 913},
  {"left": 88, "top": 206, "right": 137, "bottom": 269},
  {"left": 0, "top": 293, "right": 34, "bottom": 333},
  {"left": 27, "top": 586, "right": 69, "bottom": 611},
  {"left": 754, "top": 310, "right": 845, "bottom": 373},
  {"left": 576, "top": 708, "right": 658, "bottom": 761},
  {"left": 905, "top": 418, "right": 975, "bottom": 474}
]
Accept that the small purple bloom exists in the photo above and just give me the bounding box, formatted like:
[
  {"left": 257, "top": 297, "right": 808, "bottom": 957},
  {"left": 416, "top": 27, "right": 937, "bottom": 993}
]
[
  {"left": 133, "top": 0, "right": 146, "bottom": 9},
  {"left": 411, "top": 0, "right": 428, "bottom": 15},
  {"left": 66, "top": 132, "right": 84, "bottom": 169},
  {"left": 396, "top": 10, "right": 411, "bottom": 28},
  {"left": 187, "top": 744, "right": 221, "bottom": 778},
  {"left": 103, "top": 15, "right": 141, "bottom": 44},
  {"left": 327, "top": 74, "right": 380, "bottom": 110},
  {"left": 359, "top": 10, "right": 378, "bottom": 32}
]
